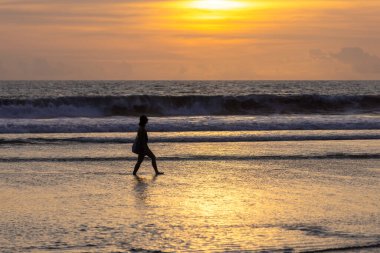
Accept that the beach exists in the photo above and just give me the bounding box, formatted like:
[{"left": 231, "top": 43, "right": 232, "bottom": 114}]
[
  {"left": 2, "top": 0, "right": 380, "bottom": 250},
  {"left": 0, "top": 131, "right": 379, "bottom": 252},
  {"left": 0, "top": 80, "right": 379, "bottom": 252}
]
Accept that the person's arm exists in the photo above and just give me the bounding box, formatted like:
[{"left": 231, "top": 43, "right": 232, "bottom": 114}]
[{"left": 138, "top": 128, "right": 148, "bottom": 147}]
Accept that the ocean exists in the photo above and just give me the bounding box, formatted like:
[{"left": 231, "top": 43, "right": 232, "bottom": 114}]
[{"left": 0, "top": 80, "right": 379, "bottom": 252}]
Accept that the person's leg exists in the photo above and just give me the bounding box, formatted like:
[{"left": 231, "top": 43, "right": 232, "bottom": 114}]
[
  {"left": 145, "top": 148, "right": 163, "bottom": 175},
  {"left": 133, "top": 154, "right": 145, "bottom": 175}
]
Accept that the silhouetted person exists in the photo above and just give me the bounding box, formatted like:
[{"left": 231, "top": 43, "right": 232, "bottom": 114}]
[{"left": 132, "top": 115, "right": 164, "bottom": 176}]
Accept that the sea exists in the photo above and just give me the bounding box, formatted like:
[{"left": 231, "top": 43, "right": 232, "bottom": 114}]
[{"left": 0, "top": 80, "right": 379, "bottom": 252}]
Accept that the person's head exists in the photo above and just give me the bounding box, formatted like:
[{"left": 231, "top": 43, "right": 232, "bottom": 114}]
[{"left": 139, "top": 115, "right": 148, "bottom": 127}]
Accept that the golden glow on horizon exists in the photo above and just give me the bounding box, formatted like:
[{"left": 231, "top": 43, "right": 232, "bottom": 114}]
[
  {"left": 166, "top": 0, "right": 258, "bottom": 32},
  {"left": 189, "top": 0, "right": 247, "bottom": 10},
  {"left": 1, "top": 0, "right": 379, "bottom": 79}
]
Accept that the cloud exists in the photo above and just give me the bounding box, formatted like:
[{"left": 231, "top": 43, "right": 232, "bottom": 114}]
[
  {"left": 1, "top": 1, "right": 380, "bottom": 79},
  {"left": 309, "top": 49, "right": 330, "bottom": 60},
  {"left": 331, "top": 47, "right": 380, "bottom": 74}
]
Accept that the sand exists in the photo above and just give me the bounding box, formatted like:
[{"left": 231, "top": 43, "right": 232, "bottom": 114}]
[{"left": 0, "top": 137, "right": 379, "bottom": 252}]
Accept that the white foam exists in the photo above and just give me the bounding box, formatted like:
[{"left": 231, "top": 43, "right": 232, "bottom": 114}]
[
  {"left": 0, "top": 115, "right": 378, "bottom": 134},
  {"left": 0, "top": 94, "right": 378, "bottom": 118}
]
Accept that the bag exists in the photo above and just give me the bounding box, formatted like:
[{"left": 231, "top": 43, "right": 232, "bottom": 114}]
[{"left": 132, "top": 136, "right": 140, "bottom": 154}]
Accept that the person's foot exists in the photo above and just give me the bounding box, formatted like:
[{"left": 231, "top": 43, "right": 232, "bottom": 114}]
[
  {"left": 133, "top": 172, "right": 137, "bottom": 176},
  {"left": 155, "top": 171, "right": 164, "bottom": 175}
]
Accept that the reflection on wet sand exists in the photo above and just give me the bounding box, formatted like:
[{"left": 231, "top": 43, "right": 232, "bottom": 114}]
[
  {"left": 0, "top": 140, "right": 379, "bottom": 252},
  {"left": 133, "top": 175, "right": 158, "bottom": 203}
]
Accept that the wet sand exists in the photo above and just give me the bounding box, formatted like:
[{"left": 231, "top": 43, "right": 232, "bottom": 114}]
[{"left": 0, "top": 139, "right": 379, "bottom": 252}]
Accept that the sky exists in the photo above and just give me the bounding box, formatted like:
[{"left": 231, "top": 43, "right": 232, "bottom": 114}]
[{"left": 0, "top": 0, "right": 380, "bottom": 80}]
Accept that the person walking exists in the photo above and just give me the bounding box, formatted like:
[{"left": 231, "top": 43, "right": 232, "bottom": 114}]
[{"left": 132, "top": 115, "right": 164, "bottom": 175}]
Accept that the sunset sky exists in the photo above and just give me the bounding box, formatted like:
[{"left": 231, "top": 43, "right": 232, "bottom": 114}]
[{"left": 1, "top": 0, "right": 380, "bottom": 80}]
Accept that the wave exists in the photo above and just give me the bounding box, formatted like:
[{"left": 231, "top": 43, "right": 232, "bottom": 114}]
[
  {"left": 0, "top": 154, "right": 379, "bottom": 162},
  {"left": 0, "top": 115, "right": 379, "bottom": 133},
  {"left": 302, "top": 242, "right": 380, "bottom": 253},
  {"left": 1, "top": 133, "right": 379, "bottom": 145},
  {"left": 21, "top": 242, "right": 380, "bottom": 253},
  {"left": 0, "top": 95, "right": 378, "bottom": 118}
]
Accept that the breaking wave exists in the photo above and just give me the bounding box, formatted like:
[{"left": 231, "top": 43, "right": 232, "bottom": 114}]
[
  {"left": 1, "top": 132, "right": 379, "bottom": 144},
  {"left": 0, "top": 115, "right": 379, "bottom": 133},
  {"left": 0, "top": 94, "right": 378, "bottom": 118}
]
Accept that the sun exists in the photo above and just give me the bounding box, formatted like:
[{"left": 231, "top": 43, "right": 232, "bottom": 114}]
[{"left": 189, "top": 0, "right": 247, "bottom": 10}]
